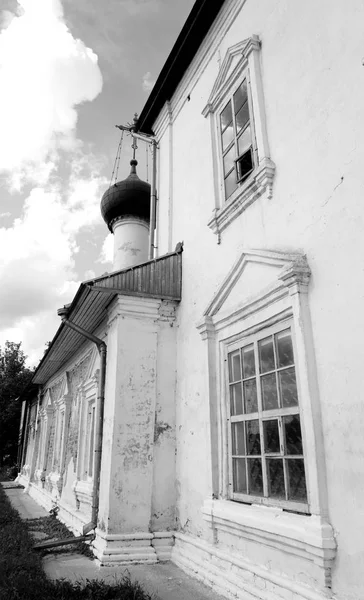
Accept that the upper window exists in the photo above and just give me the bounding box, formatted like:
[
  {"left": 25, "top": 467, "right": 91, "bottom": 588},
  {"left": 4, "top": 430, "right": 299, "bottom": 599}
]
[
  {"left": 203, "top": 36, "right": 275, "bottom": 238},
  {"left": 227, "top": 325, "right": 308, "bottom": 512},
  {"left": 220, "top": 78, "right": 256, "bottom": 200}
]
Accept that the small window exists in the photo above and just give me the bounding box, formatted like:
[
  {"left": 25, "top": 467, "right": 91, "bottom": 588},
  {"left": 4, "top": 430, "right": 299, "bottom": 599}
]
[
  {"left": 219, "top": 79, "right": 255, "bottom": 200},
  {"left": 227, "top": 327, "right": 308, "bottom": 511}
]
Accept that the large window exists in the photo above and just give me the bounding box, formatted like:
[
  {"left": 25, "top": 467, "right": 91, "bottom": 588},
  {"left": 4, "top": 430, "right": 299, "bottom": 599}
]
[
  {"left": 227, "top": 325, "right": 307, "bottom": 512},
  {"left": 220, "top": 78, "right": 256, "bottom": 200}
]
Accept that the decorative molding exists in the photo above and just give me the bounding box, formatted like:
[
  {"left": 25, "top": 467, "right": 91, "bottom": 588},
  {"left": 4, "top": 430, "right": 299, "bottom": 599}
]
[
  {"left": 207, "top": 158, "right": 275, "bottom": 237},
  {"left": 172, "top": 532, "right": 334, "bottom": 600},
  {"left": 202, "top": 499, "right": 336, "bottom": 588},
  {"left": 108, "top": 295, "right": 162, "bottom": 324},
  {"left": 199, "top": 249, "right": 310, "bottom": 322},
  {"left": 93, "top": 529, "right": 174, "bottom": 565},
  {"left": 158, "top": 300, "right": 178, "bottom": 322},
  {"left": 202, "top": 36, "right": 261, "bottom": 117},
  {"left": 201, "top": 33, "right": 274, "bottom": 239}
]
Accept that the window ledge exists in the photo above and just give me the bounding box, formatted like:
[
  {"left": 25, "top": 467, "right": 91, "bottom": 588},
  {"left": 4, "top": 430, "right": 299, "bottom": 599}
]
[
  {"left": 202, "top": 498, "right": 336, "bottom": 567},
  {"left": 208, "top": 158, "right": 275, "bottom": 238}
]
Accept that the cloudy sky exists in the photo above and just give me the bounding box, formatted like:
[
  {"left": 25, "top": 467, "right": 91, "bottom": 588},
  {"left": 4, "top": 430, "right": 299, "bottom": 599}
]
[{"left": 0, "top": 0, "right": 194, "bottom": 365}]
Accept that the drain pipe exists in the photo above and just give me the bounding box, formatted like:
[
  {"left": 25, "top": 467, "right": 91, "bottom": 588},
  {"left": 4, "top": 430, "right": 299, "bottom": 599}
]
[{"left": 57, "top": 307, "right": 107, "bottom": 536}]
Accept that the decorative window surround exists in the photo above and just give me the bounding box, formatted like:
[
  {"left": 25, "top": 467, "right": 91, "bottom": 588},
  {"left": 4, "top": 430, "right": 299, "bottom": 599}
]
[
  {"left": 203, "top": 37, "right": 275, "bottom": 240},
  {"left": 74, "top": 373, "right": 98, "bottom": 510},
  {"left": 202, "top": 499, "right": 336, "bottom": 572},
  {"left": 172, "top": 531, "right": 334, "bottom": 600},
  {"left": 47, "top": 375, "right": 72, "bottom": 497},
  {"left": 34, "top": 390, "right": 53, "bottom": 488},
  {"left": 196, "top": 249, "right": 335, "bottom": 594}
]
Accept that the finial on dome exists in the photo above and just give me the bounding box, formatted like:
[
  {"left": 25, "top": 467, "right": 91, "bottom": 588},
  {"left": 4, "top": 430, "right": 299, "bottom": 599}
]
[{"left": 130, "top": 158, "right": 138, "bottom": 174}]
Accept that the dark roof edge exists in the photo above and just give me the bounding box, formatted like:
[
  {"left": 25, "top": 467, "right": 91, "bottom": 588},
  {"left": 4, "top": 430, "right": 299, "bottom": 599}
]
[
  {"left": 136, "top": 0, "right": 225, "bottom": 135},
  {"left": 29, "top": 247, "right": 183, "bottom": 387}
]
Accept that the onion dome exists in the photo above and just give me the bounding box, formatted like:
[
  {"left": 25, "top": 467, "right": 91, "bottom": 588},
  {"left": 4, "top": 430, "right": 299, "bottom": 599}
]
[{"left": 101, "top": 159, "right": 151, "bottom": 232}]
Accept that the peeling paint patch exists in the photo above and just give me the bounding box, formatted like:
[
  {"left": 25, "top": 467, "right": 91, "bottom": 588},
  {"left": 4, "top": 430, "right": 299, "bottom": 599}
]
[{"left": 154, "top": 420, "right": 172, "bottom": 442}]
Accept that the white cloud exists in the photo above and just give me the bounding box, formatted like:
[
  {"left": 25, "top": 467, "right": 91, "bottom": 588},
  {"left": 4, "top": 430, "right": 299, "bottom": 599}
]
[
  {"left": 0, "top": 157, "right": 108, "bottom": 365},
  {"left": 0, "top": 211, "right": 11, "bottom": 218},
  {"left": 98, "top": 233, "right": 114, "bottom": 264},
  {"left": 142, "top": 71, "right": 156, "bottom": 92},
  {"left": 0, "top": 0, "right": 106, "bottom": 365},
  {"left": 0, "top": 0, "right": 102, "bottom": 188}
]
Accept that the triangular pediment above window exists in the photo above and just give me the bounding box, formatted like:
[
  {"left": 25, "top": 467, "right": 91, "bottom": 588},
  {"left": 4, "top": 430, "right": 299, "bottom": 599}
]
[
  {"left": 202, "top": 249, "right": 310, "bottom": 320},
  {"left": 202, "top": 36, "right": 260, "bottom": 117},
  {"left": 44, "top": 389, "right": 52, "bottom": 408}
]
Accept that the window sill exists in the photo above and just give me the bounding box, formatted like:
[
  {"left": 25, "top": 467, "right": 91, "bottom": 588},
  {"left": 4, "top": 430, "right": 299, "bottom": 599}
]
[
  {"left": 208, "top": 158, "right": 275, "bottom": 238},
  {"left": 202, "top": 498, "right": 336, "bottom": 568}
]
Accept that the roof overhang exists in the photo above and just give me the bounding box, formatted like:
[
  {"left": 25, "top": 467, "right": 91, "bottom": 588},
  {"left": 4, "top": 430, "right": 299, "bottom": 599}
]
[
  {"left": 31, "top": 250, "right": 182, "bottom": 386},
  {"left": 136, "top": 0, "right": 226, "bottom": 135}
]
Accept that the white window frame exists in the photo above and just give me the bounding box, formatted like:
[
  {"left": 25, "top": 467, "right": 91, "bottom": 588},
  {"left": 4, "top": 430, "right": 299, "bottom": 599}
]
[
  {"left": 83, "top": 398, "right": 96, "bottom": 481},
  {"left": 203, "top": 36, "right": 275, "bottom": 240},
  {"left": 225, "top": 319, "right": 308, "bottom": 513},
  {"left": 197, "top": 249, "right": 336, "bottom": 589}
]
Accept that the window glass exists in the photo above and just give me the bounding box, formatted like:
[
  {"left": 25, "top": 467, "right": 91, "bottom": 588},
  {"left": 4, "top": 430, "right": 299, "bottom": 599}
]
[
  {"left": 259, "top": 337, "right": 275, "bottom": 373},
  {"left": 224, "top": 169, "right": 238, "bottom": 199},
  {"left": 223, "top": 145, "right": 236, "bottom": 177},
  {"left": 219, "top": 78, "right": 254, "bottom": 201},
  {"left": 247, "top": 458, "right": 263, "bottom": 495},
  {"left": 233, "top": 80, "right": 248, "bottom": 115},
  {"left": 244, "top": 379, "right": 258, "bottom": 413},
  {"left": 228, "top": 327, "right": 307, "bottom": 507},
  {"left": 220, "top": 101, "right": 233, "bottom": 130},
  {"left": 237, "top": 125, "right": 252, "bottom": 156},
  {"left": 235, "top": 102, "right": 250, "bottom": 133},
  {"left": 263, "top": 420, "right": 280, "bottom": 453},
  {"left": 242, "top": 344, "right": 255, "bottom": 378}
]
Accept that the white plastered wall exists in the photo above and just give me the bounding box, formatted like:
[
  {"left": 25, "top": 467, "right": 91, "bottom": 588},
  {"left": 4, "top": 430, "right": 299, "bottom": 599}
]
[{"left": 153, "top": 0, "right": 364, "bottom": 598}]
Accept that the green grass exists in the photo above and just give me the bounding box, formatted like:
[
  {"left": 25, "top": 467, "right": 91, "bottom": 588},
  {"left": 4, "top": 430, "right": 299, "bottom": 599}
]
[{"left": 0, "top": 485, "right": 153, "bottom": 600}]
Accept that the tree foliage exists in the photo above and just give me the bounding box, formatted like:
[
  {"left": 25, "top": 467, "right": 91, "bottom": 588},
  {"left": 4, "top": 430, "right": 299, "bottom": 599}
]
[{"left": 0, "top": 341, "right": 34, "bottom": 465}]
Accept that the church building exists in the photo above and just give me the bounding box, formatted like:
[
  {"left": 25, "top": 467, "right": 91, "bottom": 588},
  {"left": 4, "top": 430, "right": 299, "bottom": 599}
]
[{"left": 18, "top": 1, "right": 364, "bottom": 599}]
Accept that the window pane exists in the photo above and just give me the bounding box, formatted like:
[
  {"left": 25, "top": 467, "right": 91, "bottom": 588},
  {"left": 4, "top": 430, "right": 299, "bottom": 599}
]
[
  {"left": 237, "top": 125, "right": 252, "bottom": 156},
  {"left": 235, "top": 102, "right": 250, "bottom": 133},
  {"left": 222, "top": 125, "right": 234, "bottom": 151},
  {"left": 247, "top": 458, "right": 263, "bottom": 495},
  {"left": 276, "top": 330, "right": 294, "bottom": 368},
  {"left": 236, "top": 149, "right": 253, "bottom": 182},
  {"left": 287, "top": 459, "right": 307, "bottom": 502},
  {"left": 244, "top": 379, "right": 258, "bottom": 413},
  {"left": 261, "top": 373, "right": 279, "bottom": 410},
  {"left": 223, "top": 144, "right": 236, "bottom": 176},
  {"left": 228, "top": 351, "right": 241, "bottom": 382},
  {"left": 224, "top": 169, "right": 238, "bottom": 199},
  {"left": 279, "top": 368, "right": 298, "bottom": 407},
  {"left": 220, "top": 101, "right": 233, "bottom": 130},
  {"left": 230, "top": 383, "right": 243, "bottom": 416},
  {"left": 267, "top": 459, "right": 285, "bottom": 499},
  {"left": 259, "top": 336, "right": 275, "bottom": 373},
  {"left": 283, "top": 415, "right": 303, "bottom": 455},
  {"left": 233, "top": 458, "right": 247, "bottom": 493},
  {"left": 246, "top": 420, "right": 260, "bottom": 454},
  {"left": 231, "top": 422, "right": 245, "bottom": 455},
  {"left": 233, "top": 80, "right": 248, "bottom": 114},
  {"left": 263, "top": 420, "right": 280, "bottom": 453},
  {"left": 242, "top": 344, "right": 255, "bottom": 378}
]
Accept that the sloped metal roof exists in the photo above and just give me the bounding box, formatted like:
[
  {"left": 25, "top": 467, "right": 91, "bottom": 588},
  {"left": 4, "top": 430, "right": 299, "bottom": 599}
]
[{"left": 32, "top": 250, "right": 182, "bottom": 385}]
